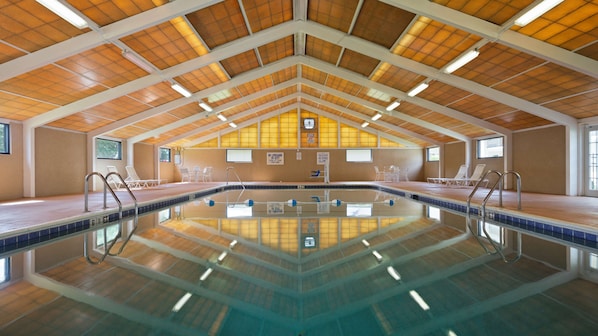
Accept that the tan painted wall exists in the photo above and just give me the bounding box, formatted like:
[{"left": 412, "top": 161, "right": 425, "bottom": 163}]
[
  {"left": 178, "top": 148, "right": 423, "bottom": 182},
  {"left": 0, "top": 122, "right": 23, "bottom": 201},
  {"left": 35, "top": 127, "right": 87, "bottom": 197},
  {"left": 513, "top": 125, "right": 566, "bottom": 194}
]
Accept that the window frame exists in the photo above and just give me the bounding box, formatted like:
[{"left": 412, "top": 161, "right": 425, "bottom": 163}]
[
  {"left": 0, "top": 122, "right": 9, "bottom": 155},
  {"left": 427, "top": 146, "right": 439, "bottom": 162},
  {"left": 96, "top": 138, "right": 122, "bottom": 160},
  {"left": 159, "top": 147, "right": 171, "bottom": 162},
  {"left": 477, "top": 136, "right": 504, "bottom": 159},
  {"left": 0, "top": 257, "right": 9, "bottom": 284}
]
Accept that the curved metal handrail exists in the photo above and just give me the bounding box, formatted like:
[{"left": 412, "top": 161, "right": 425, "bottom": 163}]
[
  {"left": 226, "top": 166, "right": 245, "bottom": 189},
  {"left": 105, "top": 171, "right": 138, "bottom": 215},
  {"left": 466, "top": 170, "right": 503, "bottom": 214},
  {"left": 84, "top": 172, "right": 122, "bottom": 217},
  {"left": 84, "top": 222, "right": 122, "bottom": 264}
]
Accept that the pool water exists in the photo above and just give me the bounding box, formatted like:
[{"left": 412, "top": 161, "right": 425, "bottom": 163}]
[{"left": 1, "top": 188, "right": 598, "bottom": 335}]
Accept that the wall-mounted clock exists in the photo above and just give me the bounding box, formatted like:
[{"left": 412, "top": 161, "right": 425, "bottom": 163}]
[{"left": 303, "top": 118, "right": 315, "bottom": 130}]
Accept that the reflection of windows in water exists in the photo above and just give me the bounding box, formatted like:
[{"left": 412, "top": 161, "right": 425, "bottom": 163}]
[
  {"left": 304, "top": 236, "right": 315, "bottom": 248},
  {"left": 308, "top": 222, "right": 315, "bottom": 233}
]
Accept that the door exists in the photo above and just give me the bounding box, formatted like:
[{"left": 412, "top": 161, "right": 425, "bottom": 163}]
[{"left": 585, "top": 125, "right": 598, "bottom": 197}]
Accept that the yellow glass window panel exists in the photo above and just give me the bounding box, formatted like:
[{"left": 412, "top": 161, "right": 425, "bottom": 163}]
[
  {"left": 239, "top": 124, "right": 258, "bottom": 148},
  {"left": 280, "top": 112, "right": 298, "bottom": 148},
  {"left": 239, "top": 219, "right": 259, "bottom": 242},
  {"left": 220, "top": 219, "right": 238, "bottom": 235},
  {"left": 340, "top": 218, "right": 360, "bottom": 242},
  {"left": 381, "top": 217, "right": 403, "bottom": 228},
  {"left": 380, "top": 137, "right": 403, "bottom": 148},
  {"left": 360, "top": 131, "right": 378, "bottom": 147},
  {"left": 221, "top": 131, "right": 239, "bottom": 147},
  {"left": 317, "top": 218, "right": 338, "bottom": 249},
  {"left": 359, "top": 218, "right": 378, "bottom": 234},
  {"left": 280, "top": 219, "right": 298, "bottom": 255},
  {"left": 319, "top": 116, "right": 338, "bottom": 148},
  {"left": 194, "top": 138, "right": 219, "bottom": 148},
  {"left": 260, "top": 116, "right": 279, "bottom": 148},
  {"left": 261, "top": 218, "right": 279, "bottom": 250},
  {"left": 340, "top": 124, "right": 359, "bottom": 147}
]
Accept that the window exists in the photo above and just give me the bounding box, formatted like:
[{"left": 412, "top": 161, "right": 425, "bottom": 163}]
[
  {"left": 96, "top": 138, "right": 122, "bottom": 160},
  {"left": 478, "top": 137, "right": 503, "bottom": 158},
  {"left": 159, "top": 148, "right": 171, "bottom": 162},
  {"left": 227, "top": 149, "right": 252, "bottom": 162},
  {"left": 0, "top": 257, "right": 9, "bottom": 283},
  {"left": 346, "top": 149, "right": 372, "bottom": 162},
  {"left": 0, "top": 123, "right": 9, "bottom": 154},
  {"left": 427, "top": 147, "right": 439, "bottom": 161}
]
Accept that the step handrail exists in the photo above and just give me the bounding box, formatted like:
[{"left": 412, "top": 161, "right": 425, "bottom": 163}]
[
  {"left": 226, "top": 166, "right": 245, "bottom": 189},
  {"left": 84, "top": 222, "right": 122, "bottom": 264}
]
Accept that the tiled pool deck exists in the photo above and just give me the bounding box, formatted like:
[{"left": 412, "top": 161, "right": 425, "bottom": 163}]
[{"left": 1, "top": 181, "right": 597, "bottom": 255}]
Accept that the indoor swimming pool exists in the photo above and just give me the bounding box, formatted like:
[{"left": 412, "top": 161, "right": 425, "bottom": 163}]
[{"left": 1, "top": 187, "right": 598, "bottom": 335}]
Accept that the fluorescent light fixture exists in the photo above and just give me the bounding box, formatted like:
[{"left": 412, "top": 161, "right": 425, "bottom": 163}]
[
  {"left": 515, "top": 0, "right": 564, "bottom": 26},
  {"left": 171, "top": 83, "right": 192, "bottom": 98},
  {"left": 361, "top": 121, "right": 369, "bottom": 128},
  {"left": 199, "top": 267, "right": 213, "bottom": 281},
  {"left": 217, "top": 114, "right": 227, "bottom": 121},
  {"left": 361, "top": 239, "right": 370, "bottom": 248},
  {"left": 36, "top": 0, "right": 88, "bottom": 29},
  {"left": 385, "top": 101, "right": 400, "bottom": 111},
  {"left": 444, "top": 49, "right": 479, "bottom": 74},
  {"left": 409, "top": 290, "right": 430, "bottom": 311},
  {"left": 199, "top": 101, "right": 213, "bottom": 112},
  {"left": 407, "top": 82, "right": 429, "bottom": 97},
  {"left": 122, "top": 50, "right": 154, "bottom": 73},
  {"left": 371, "top": 113, "right": 382, "bottom": 121},
  {"left": 386, "top": 266, "right": 401, "bottom": 281},
  {"left": 217, "top": 251, "right": 228, "bottom": 263},
  {"left": 229, "top": 240, "right": 238, "bottom": 249},
  {"left": 229, "top": 122, "right": 237, "bottom": 128},
  {"left": 372, "top": 250, "right": 383, "bottom": 262},
  {"left": 171, "top": 292, "right": 192, "bottom": 312}
]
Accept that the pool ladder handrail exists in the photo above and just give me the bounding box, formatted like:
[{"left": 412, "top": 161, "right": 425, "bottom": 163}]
[
  {"left": 84, "top": 215, "right": 138, "bottom": 264},
  {"left": 226, "top": 166, "right": 245, "bottom": 189},
  {"left": 466, "top": 170, "right": 522, "bottom": 263},
  {"left": 84, "top": 171, "right": 138, "bottom": 219}
]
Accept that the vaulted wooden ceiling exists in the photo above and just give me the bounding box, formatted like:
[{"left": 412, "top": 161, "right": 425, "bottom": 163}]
[{"left": 1, "top": 0, "right": 597, "bottom": 149}]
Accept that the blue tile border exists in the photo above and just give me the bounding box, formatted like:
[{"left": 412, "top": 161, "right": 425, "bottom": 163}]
[{"left": 2, "top": 183, "right": 597, "bottom": 255}]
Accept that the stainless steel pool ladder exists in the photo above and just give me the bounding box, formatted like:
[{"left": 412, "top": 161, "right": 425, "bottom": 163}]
[
  {"left": 84, "top": 171, "right": 138, "bottom": 219},
  {"left": 84, "top": 216, "right": 138, "bottom": 265},
  {"left": 226, "top": 166, "right": 245, "bottom": 189},
  {"left": 466, "top": 170, "right": 522, "bottom": 263}
]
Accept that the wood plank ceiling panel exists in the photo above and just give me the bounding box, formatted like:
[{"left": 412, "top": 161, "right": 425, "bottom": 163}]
[
  {"left": 432, "top": 0, "right": 534, "bottom": 25},
  {"left": 71, "top": 0, "right": 169, "bottom": 27},
  {"left": 352, "top": 0, "right": 415, "bottom": 49},
  {"left": 0, "top": 1, "right": 88, "bottom": 52},
  {"left": 371, "top": 63, "right": 426, "bottom": 96},
  {"left": 305, "top": 36, "right": 342, "bottom": 65},
  {"left": 220, "top": 50, "right": 261, "bottom": 77},
  {"left": 186, "top": 0, "right": 249, "bottom": 49},
  {"left": 307, "top": 0, "right": 360, "bottom": 33},
  {"left": 393, "top": 18, "right": 482, "bottom": 69},
  {"left": 242, "top": 0, "right": 293, "bottom": 33},
  {"left": 121, "top": 21, "right": 201, "bottom": 70},
  {"left": 257, "top": 36, "right": 295, "bottom": 65},
  {"left": 511, "top": 0, "right": 598, "bottom": 51},
  {"left": 338, "top": 49, "right": 380, "bottom": 77},
  {"left": 0, "top": 91, "right": 56, "bottom": 120}
]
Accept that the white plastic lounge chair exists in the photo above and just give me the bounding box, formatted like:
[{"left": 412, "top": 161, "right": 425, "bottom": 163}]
[
  {"left": 374, "top": 166, "right": 384, "bottom": 181},
  {"left": 125, "top": 166, "right": 160, "bottom": 188},
  {"left": 179, "top": 167, "right": 191, "bottom": 182},
  {"left": 447, "top": 163, "right": 488, "bottom": 187},
  {"left": 427, "top": 164, "right": 468, "bottom": 184},
  {"left": 192, "top": 166, "right": 202, "bottom": 182},
  {"left": 202, "top": 166, "right": 213, "bottom": 182},
  {"left": 106, "top": 165, "right": 123, "bottom": 189}
]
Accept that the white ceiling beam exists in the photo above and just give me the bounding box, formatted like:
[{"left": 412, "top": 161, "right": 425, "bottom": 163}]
[
  {"left": 302, "top": 79, "right": 467, "bottom": 142},
  {"left": 380, "top": 0, "right": 598, "bottom": 79},
  {"left": 90, "top": 58, "right": 298, "bottom": 138},
  {"left": 23, "top": 21, "right": 300, "bottom": 129},
  {"left": 301, "top": 21, "right": 577, "bottom": 127},
  {"left": 300, "top": 56, "right": 511, "bottom": 136},
  {"left": 0, "top": 0, "right": 223, "bottom": 82},
  {"left": 133, "top": 78, "right": 301, "bottom": 144}
]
